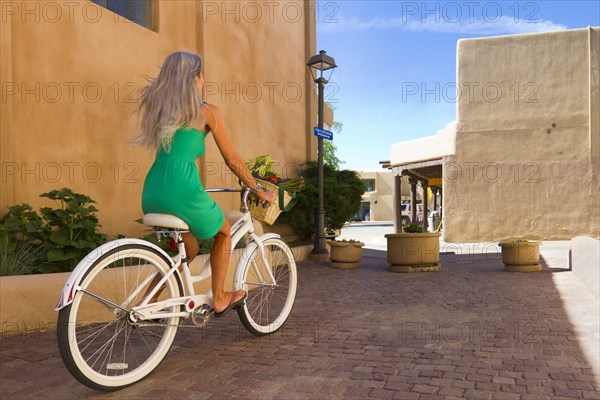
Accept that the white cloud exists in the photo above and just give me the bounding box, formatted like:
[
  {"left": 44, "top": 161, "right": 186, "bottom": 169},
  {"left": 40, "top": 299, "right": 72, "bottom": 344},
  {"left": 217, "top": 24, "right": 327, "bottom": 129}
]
[{"left": 319, "top": 14, "right": 567, "bottom": 35}]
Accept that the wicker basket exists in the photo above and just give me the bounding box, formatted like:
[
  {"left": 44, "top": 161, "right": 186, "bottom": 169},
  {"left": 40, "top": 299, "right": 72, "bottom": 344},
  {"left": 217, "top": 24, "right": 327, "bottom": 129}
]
[{"left": 248, "top": 179, "right": 293, "bottom": 225}]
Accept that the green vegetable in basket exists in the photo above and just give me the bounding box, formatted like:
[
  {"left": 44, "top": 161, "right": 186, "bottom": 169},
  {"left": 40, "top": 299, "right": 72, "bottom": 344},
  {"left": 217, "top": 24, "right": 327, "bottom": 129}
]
[
  {"left": 247, "top": 155, "right": 305, "bottom": 193},
  {"left": 280, "top": 178, "right": 305, "bottom": 193},
  {"left": 247, "top": 155, "right": 281, "bottom": 181}
]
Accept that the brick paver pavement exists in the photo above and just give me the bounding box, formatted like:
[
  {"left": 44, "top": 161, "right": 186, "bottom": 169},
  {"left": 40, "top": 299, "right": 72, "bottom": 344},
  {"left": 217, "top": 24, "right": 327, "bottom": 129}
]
[{"left": 1, "top": 249, "right": 599, "bottom": 399}]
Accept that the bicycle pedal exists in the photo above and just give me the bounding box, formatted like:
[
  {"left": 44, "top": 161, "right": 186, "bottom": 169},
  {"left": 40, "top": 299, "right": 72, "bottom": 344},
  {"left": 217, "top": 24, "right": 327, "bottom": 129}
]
[{"left": 191, "top": 304, "right": 213, "bottom": 328}]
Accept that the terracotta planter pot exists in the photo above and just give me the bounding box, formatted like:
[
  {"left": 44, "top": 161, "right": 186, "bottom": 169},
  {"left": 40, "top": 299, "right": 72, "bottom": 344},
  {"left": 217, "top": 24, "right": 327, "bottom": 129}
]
[
  {"left": 328, "top": 241, "right": 364, "bottom": 269},
  {"left": 498, "top": 241, "right": 541, "bottom": 272},
  {"left": 385, "top": 232, "right": 441, "bottom": 273}
]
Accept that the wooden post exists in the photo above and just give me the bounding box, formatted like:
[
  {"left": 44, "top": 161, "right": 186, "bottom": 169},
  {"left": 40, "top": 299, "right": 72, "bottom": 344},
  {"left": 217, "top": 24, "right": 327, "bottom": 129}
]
[
  {"left": 421, "top": 180, "right": 429, "bottom": 232},
  {"left": 393, "top": 174, "right": 403, "bottom": 233},
  {"left": 409, "top": 177, "right": 418, "bottom": 224},
  {"left": 439, "top": 189, "right": 443, "bottom": 219}
]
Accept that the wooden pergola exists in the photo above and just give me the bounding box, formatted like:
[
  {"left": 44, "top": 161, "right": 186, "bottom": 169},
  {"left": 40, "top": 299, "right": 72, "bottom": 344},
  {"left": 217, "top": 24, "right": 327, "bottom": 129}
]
[{"left": 381, "top": 159, "right": 443, "bottom": 233}]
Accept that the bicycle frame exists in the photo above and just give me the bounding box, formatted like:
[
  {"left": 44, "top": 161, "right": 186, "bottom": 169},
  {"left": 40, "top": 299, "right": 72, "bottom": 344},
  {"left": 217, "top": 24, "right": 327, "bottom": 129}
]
[{"left": 55, "top": 188, "right": 280, "bottom": 323}]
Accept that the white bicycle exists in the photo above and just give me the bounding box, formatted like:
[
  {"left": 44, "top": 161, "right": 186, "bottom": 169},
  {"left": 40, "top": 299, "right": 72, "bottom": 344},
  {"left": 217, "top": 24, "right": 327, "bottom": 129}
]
[{"left": 55, "top": 187, "right": 298, "bottom": 391}]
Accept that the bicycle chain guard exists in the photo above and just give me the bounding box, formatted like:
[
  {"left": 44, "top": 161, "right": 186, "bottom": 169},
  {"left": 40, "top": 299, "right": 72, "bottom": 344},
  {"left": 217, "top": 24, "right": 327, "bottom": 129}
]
[{"left": 134, "top": 304, "right": 213, "bottom": 329}]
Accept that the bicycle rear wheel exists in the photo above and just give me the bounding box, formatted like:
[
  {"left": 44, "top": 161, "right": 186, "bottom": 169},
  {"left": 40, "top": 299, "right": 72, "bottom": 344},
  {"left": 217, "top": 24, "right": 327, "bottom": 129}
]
[
  {"left": 57, "top": 244, "right": 183, "bottom": 391},
  {"left": 237, "top": 238, "right": 297, "bottom": 335}
]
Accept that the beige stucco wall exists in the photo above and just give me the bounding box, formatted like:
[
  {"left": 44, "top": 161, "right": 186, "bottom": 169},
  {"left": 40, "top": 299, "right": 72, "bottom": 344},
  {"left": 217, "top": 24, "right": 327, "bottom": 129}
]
[
  {"left": 199, "top": 0, "right": 317, "bottom": 212},
  {"left": 359, "top": 171, "right": 395, "bottom": 221},
  {"left": 1, "top": 0, "right": 317, "bottom": 237},
  {"left": 444, "top": 27, "right": 600, "bottom": 242}
]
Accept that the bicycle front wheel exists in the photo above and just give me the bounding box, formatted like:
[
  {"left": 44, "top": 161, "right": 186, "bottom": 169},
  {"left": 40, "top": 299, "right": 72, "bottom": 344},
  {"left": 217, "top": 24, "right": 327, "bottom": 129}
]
[
  {"left": 237, "top": 238, "right": 297, "bottom": 335},
  {"left": 57, "top": 244, "right": 183, "bottom": 391}
]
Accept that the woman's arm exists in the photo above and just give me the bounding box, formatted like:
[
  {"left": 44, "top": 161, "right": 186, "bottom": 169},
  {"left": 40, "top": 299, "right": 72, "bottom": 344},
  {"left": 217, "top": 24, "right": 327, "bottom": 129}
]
[{"left": 199, "top": 104, "right": 273, "bottom": 203}]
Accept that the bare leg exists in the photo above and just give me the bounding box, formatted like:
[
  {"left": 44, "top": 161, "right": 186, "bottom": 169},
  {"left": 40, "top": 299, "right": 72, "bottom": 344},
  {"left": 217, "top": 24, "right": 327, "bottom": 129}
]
[
  {"left": 137, "top": 232, "right": 199, "bottom": 306},
  {"left": 182, "top": 232, "right": 200, "bottom": 264},
  {"left": 137, "top": 222, "right": 243, "bottom": 313},
  {"left": 211, "top": 218, "right": 244, "bottom": 313}
]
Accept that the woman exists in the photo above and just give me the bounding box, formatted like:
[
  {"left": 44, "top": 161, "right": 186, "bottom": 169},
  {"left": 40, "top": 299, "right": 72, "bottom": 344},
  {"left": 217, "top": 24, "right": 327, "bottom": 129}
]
[{"left": 135, "top": 51, "right": 273, "bottom": 317}]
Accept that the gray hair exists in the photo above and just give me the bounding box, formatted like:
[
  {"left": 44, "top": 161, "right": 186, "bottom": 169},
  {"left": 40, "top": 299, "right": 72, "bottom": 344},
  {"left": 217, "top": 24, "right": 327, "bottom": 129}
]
[{"left": 134, "top": 51, "right": 204, "bottom": 152}]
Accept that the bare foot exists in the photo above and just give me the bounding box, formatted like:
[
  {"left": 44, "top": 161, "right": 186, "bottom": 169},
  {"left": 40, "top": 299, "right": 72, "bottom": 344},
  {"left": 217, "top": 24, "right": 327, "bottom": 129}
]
[{"left": 213, "top": 290, "right": 246, "bottom": 314}]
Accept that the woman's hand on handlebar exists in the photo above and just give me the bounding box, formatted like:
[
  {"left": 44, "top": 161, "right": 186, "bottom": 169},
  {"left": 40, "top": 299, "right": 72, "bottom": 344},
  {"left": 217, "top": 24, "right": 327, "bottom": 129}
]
[{"left": 257, "top": 189, "right": 274, "bottom": 207}]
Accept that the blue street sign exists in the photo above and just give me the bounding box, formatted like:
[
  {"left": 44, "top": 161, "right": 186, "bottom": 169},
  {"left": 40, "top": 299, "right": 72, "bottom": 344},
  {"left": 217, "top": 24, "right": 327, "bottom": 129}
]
[{"left": 314, "top": 127, "right": 333, "bottom": 140}]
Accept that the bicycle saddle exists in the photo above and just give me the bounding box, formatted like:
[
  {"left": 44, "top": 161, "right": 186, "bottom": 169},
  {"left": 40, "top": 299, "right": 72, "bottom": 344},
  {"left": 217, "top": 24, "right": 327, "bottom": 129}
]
[{"left": 143, "top": 213, "right": 190, "bottom": 230}]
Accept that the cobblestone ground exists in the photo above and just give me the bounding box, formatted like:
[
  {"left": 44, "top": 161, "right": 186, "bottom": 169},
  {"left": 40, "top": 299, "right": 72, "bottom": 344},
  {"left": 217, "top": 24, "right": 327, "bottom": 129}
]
[{"left": 1, "top": 249, "right": 599, "bottom": 399}]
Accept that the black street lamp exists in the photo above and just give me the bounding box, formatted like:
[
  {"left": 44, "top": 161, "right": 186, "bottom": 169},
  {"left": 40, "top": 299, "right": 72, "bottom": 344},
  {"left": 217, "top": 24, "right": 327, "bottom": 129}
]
[{"left": 307, "top": 50, "right": 337, "bottom": 259}]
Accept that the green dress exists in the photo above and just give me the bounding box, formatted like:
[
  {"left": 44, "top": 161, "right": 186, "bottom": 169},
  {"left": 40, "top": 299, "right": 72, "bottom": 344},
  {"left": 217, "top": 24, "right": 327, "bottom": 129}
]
[{"left": 142, "top": 127, "right": 224, "bottom": 240}]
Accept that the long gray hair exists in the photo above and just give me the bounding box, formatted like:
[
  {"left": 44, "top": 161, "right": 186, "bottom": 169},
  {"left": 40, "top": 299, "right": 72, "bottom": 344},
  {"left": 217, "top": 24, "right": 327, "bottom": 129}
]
[{"left": 134, "top": 51, "right": 204, "bottom": 152}]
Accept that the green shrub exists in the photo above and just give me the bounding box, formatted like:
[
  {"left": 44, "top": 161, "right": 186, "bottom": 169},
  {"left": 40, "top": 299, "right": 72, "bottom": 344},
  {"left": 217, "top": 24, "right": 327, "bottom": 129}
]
[
  {"left": 0, "top": 188, "right": 108, "bottom": 274},
  {"left": 0, "top": 204, "right": 43, "bottom": 241},
  {"left": 37, "top": 188, "right": 108, "bottom": 272},
  {"left": 278, "top": 162, "right": 364, "bottom": 240},
  {"left": 403, "top": 223, "right": 424, "bottom": 233},
  {"left": 0, "top": 204, "right": 47, "bottom": 275}
]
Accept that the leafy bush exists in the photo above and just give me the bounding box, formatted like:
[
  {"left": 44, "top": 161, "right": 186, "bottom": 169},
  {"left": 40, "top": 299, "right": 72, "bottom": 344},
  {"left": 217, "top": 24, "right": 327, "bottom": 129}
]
[
  {"left": 279, "top": 162, "right": 364, "bottom": 240},
  {"left": 403, "top": 223, "right": 424, "bottom": 233},
  {"left": 0, "top": 188, "right": 107, "bottom": 274},
  {"left": 0, "top": 205, "right": 47, "bottom": 275},
  {"left": 37, "top": 188, "right": 107, "bottom": 272},
  {"left": 0, "top": 204, "right": 43, "bottom": 241}
]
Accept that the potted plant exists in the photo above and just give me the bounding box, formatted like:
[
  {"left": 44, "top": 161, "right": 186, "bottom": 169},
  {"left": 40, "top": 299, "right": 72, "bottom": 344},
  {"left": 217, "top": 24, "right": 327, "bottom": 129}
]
[
  {"left": 328, "top": 238, "right": 364, "bottom": 269},
  {"left": 498, "top": 239, "right": 541, "bottom": 272},
  {"left": 384, "top": 224, "right": 441, "bottom": 273}
]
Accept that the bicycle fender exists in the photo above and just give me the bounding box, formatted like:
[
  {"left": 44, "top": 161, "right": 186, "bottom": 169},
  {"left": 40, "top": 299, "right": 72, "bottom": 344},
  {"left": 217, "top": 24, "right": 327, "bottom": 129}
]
[
  {"left": 233, "top": 233, "right": 281, "bottom": 290},
  {"left": 54, "top": 238, "right": 175, "bottom": 311}
]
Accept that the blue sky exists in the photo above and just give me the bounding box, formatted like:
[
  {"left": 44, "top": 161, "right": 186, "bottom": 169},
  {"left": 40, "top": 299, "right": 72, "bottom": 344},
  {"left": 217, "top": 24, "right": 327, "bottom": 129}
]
[{"left": 316, "top": 1, "right": 600, "bottom": 170}]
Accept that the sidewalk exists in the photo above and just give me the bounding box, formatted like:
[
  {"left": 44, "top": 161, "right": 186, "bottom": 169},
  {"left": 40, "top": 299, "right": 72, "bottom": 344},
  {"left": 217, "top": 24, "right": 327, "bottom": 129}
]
[{"left": 1, "top": 250, "right": 599, "bottom": 399}]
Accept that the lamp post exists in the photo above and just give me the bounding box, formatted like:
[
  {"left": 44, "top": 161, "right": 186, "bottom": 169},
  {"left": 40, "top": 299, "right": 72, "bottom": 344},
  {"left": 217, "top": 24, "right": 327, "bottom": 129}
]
[{"left": 307, "top": 50, "right": 337, "bottom": 259}]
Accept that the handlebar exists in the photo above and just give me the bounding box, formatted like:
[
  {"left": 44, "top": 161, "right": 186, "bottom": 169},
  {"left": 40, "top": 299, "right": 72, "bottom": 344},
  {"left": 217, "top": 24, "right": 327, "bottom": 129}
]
[
  {"left": 205, "top": 187, "right": 269, "bottom": 210},
  {"left": 205, "top": 188, "right": 242, "bottom": 193}
]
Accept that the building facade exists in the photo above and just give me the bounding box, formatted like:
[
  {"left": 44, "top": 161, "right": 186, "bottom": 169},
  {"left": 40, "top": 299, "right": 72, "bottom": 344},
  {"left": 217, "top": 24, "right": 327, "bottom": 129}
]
[
  {"left": 389, "top": 28, "right": 599, "bottom": 242},
  {"left": 1, "top": 0, "right": 320, "bottom": 237},
  {"left": 356, "top": 171, "right": 419, "bottom": 222}
]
